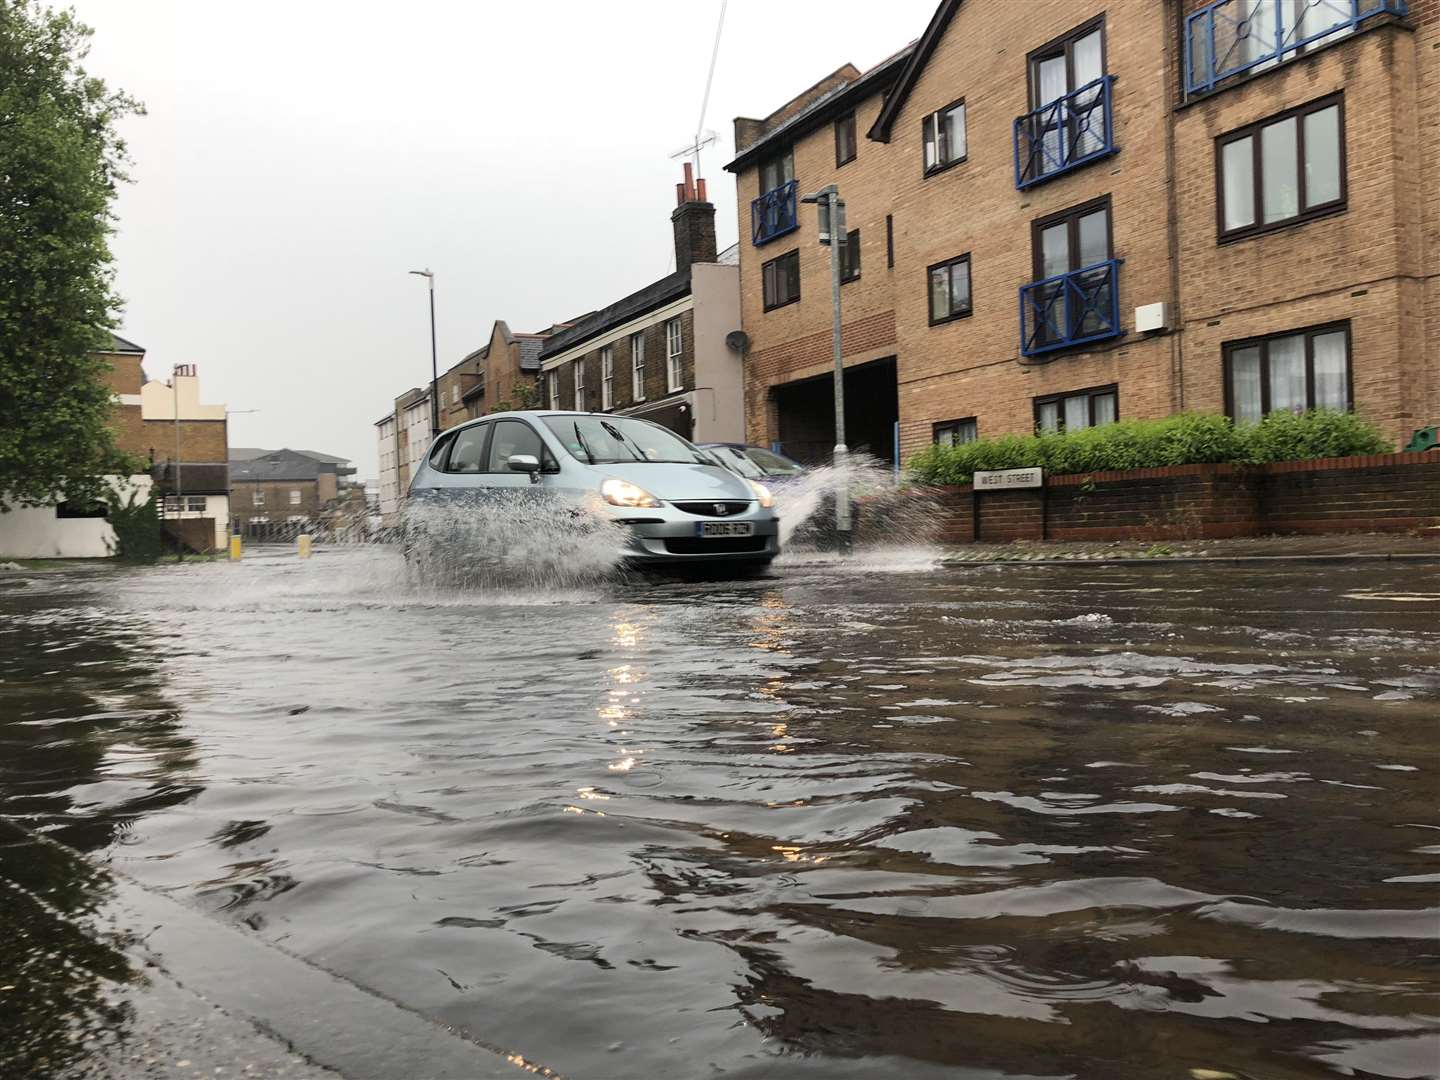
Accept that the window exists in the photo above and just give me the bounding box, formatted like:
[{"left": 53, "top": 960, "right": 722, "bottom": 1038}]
[
  {"left": 1224, "top": 323, "right": 1351, "bottom": 424},
  {"left": 835, "top": 112, "right": 857, "bottom": 167},
  {"left": 1034, "top": 385, "right": 1118, "bottom": 432},
  {"left": 289, "top": 490, "right": 301, "bottom": 506},
  {"left": 55, "top": 500, "right": 108, "bottom": 519},
  {"left": 548, "top": 371, "right": 560, "bottom": 410},
  {"left": 1027, "top": 19, "right": 1106, "bottom": 174},
  {"left": 573, "top": 358, "right": 585, "bottom": 410},
  {"left": 485, "top": 419, "right": 546, "bottom": 472},
  {"left": 933, "top": 418, "right": 978, "bottom": 446},
  {"left": 885, "top": 214, "right": 894, "bottom": 269},
  {"left": 840, "top": 229, "right": 861, "bottom": 284},
  {"left": 446, "top": 424, "right": 489, "bottom": 473},
  {"left": 759, "top": 149, "right": 794, "bottom": 194},
  {"left": 253, "top": 490, "right": 265, "bottom": 507},
  {"left": 922, "top": 99, "right": 966, "bottom": 174},
  {"left": 665, "top": 318, "right": 683, "bottom": 392},
  {"left": 762, "top": 250, "right": 801, "bottom": 311},
  {"left": 1218, "top": 95, "right": 1344, "bottom": 241},
  {"left": 451, "top": 386, "right": 459, "bottom": 404},
  {"left": 927, "top": 254, "right": 972, "bottom": 324},
  {"left": 162, "top": 496, "right": 206, "bottom": 514},
  {"left": 1028, "top": 197, "right": 1114, "bottom": 348},
  {"left": 428, "top": 430, "right": 457, "bottom": 466},
  {"left": 599, "top": 347, "right": 614, "bottom": 410},
  {"left": 631, "top": 332, "right": 646, "bottom": 401}
]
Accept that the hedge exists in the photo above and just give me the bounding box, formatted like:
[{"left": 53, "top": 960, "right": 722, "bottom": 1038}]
[{"left": 907, "top": 411, "right": 1392, "bottom": 487}]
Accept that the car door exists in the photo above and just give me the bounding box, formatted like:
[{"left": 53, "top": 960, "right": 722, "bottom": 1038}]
[{"left": 483, "top": 419, "right": 549, "bottom": 495}]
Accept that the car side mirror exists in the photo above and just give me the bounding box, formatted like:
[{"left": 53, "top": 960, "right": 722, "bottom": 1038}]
[{"left": 507, "top": 454, "right": 541, "bottom": 483}]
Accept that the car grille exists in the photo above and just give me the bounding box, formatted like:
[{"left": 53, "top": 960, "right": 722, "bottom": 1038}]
[
  {"left": 671, "top": 501, "right": 752, "bottom": 517},
  {"left": 663, "top": 536, "right": 768, "bottom": 555}
]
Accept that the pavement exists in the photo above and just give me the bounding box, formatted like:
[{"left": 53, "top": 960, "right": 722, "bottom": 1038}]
[
  {"left": 0, "top": 822, "right": 552, "bottom": 1080},
  {"left": 935, "top": 530, "right": 1440, "bottom": 564}
]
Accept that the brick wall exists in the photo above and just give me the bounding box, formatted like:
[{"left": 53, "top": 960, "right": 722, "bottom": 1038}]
[
  {"left": 231, "top": 480, "right": 323, "bottom": 520},
  {"left": 143, "top": 419, "right": 227, "bottom": 466},
  {"left": 924, "top": 454, "right": 1440, "bottom": 542}
]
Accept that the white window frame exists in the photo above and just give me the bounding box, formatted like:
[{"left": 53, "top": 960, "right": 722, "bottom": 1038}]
[
  {"left": 665, "top": 318, "right": 683, "bottom": 393},
  {"left": 631, "top": 332, "right": 646, "bottom": 402},
  {"left": 600, "top": 346, "right": 613, "bottom": 410},
  {"left": 548, "top": 370, "right": 560, "bottom": 410},
  {"left": 253, "top": 490, "right": 265, "bottom": 507},
  {"left": 573, "top": 358, "right": 585, "bottom": 410},
  {"left": 289, "top": 490, "right": 301, "bottom": 506}
]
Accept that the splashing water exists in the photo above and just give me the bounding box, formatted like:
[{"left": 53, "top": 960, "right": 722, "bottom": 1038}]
[
  {"left": 772, "top": 452, "right": 945, "bottom": 565},
  {"left": 400, "top": 491, "right": 627, "bottom": 590}
]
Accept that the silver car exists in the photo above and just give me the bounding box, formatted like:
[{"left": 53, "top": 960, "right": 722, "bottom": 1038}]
[{"left": 406, "top": 411, "right": 781, "bottom": 567}]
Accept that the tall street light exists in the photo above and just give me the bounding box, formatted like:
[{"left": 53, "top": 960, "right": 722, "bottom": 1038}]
[
  {"left": 409, "top": 268, "right": 439, "bottom": 437},
  {"left": 799, "top": 184, "right": 852, "bottom": 552}
]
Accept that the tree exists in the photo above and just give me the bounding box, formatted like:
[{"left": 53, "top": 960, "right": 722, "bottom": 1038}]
[
  {"left": 0, "top": 2, "right": 143, "bottom": 510},
  {"left": 491, "top": 377, "right": 542, "bottom": 413}
]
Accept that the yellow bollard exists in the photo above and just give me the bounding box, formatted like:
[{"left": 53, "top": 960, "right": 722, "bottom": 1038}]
[
  {"left": 229, "top": 535, "right": 242, "bottom": 561},
  {"left": 297, "top": 533, "right": 312, "bottom": 559}
]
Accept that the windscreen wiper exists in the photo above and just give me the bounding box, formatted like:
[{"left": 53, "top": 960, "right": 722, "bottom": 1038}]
[
  {"left": 600, "top": 421, "right": 646, "bottom": 462},
  {"left": 572, "top": 421, "right": 597, "bottom": 464}
]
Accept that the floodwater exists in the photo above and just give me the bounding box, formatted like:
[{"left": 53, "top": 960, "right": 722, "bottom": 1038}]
[{"left": 1, "top": 549, "right": 1437, "bottom": 1079}]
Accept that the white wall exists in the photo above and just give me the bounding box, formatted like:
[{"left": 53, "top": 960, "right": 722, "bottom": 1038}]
[
  {"left": 690, "top": 262, "right": 744, "bottom": 443},
  {"left": 376, "top": 418, "right": 399, "bottom": 522},
  {"left": 162, "top": 493, "right": 229, "bottom": 550},
  {"left": 0, "top": 475, "right": 153, "bottom": 559},
  {"left": 141, "top": 373, "right": 225, "bottom": 420}
]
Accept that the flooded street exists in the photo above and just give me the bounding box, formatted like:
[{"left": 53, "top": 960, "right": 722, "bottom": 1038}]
[{"left": 2, "top": 549, "right": 1437, "bottom": 1079}]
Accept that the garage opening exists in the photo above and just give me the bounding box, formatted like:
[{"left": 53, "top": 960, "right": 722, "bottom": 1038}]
[{"left": 771, "top": 357, "right": 898, "bottom": 466}]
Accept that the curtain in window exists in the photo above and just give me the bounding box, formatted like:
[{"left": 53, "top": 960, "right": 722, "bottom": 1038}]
[
  {"left": 1092, "top": 392, "right": 1117, "bottom": 427},
  {"left": 1064, "top": 396, "right": 1090, "bottom": 430},
  {"left": 1072, "top": 30, "right": 1105, "bottom": 158},
  {"left": 1268, "top": 334, "right": 1307, "bottom": 414},
  {"left": 1312, "top": 330, "right": 1348, "bottom": 410},
  {"left": 1230, "top": 346, "right": 1264, "bottom": 423},
  {"left": 1037, "top": 401, "right": 1060, "bottom": 432},
  {"left": 1222, "top": 137, "right": 1256, "bottom": 230},
  {"left": 929, "top": 266, "right": 950, "bottom": 319},
  {"left": 943, "top": 104, "right": 965, "bottom": 163}
]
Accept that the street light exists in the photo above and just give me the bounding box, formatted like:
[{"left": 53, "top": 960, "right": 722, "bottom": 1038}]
[
  {"left": 408, "top": 269, "right": 439, "bottom": 437},
  {"left": 799, "top": 184, "right": 852, "bottom": 552}
]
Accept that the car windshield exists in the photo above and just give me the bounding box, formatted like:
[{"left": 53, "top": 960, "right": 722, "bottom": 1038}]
[
  {"left": 708, "top": 446, "right": 767, "bottom": 479},
  {"left": 543, "top": 415, "right": 711, "bottom": 465},
  {"left": 742, "top": 447, "right": 804, "bottom": 476}
]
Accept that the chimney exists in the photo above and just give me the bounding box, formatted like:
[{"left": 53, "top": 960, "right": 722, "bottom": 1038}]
[{"left": 671, "top": 161, "right": 717, "bottom": 272}]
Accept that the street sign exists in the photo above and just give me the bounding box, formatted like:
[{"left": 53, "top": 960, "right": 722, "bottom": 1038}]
[{"left": 973, "top": 467, "right": 1043, "bottom": 490}]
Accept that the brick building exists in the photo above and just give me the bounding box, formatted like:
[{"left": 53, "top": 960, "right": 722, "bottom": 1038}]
[
  {"left": 537, "top": 166, "right": 745, "bottom": 443},
  {"left": 229, "top": 448, "right": 358, "bottom": 539},
  {"left": 141, "top": 364, "right": 230, "bottom": 549},
  {"left": 725, "top": 0, "right": 1438, "bottom": 465}
]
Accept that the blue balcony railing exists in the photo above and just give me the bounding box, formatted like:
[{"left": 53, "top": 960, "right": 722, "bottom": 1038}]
[
  {"left": 1185, "top": 0, "right": 1406, "bottom": 96},
  {"left": 751, "top": 179, "right": 798, "bottom": 246},
  {"left": 1014, "top": 75, "right": 1116, "bottom": 190},
  {"left": 1019, "top": 259, "right": 1122, "bottom": 359}
]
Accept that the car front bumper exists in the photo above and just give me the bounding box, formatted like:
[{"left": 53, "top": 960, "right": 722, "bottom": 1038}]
[{"left": 611, "top": 506, "right": 781, "bottom": 563}]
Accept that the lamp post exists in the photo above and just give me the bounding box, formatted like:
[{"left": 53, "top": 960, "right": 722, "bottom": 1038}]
[
  {"left": 409, "top": 269, "right": 439, "bottom": 437},
  {"left": 799, "top": 184, "right": 852, "bottom": 552}
]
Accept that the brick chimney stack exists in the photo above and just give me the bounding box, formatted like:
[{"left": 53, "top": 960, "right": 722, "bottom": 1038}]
[{"left": 671, "top": 161, "right": 717, "bottom": 272}]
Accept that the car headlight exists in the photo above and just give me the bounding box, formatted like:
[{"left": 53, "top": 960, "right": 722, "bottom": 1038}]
[
  {"left": 747, "top": 480, "right": 774, "bottom": 509},
  {"left": 600, "top": 478, "right": 661, "bottom": 508}
]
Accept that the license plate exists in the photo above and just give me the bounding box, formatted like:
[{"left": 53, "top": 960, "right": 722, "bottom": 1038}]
[{"left": 698, "top": 521, "right": 754, "bottom": 538}]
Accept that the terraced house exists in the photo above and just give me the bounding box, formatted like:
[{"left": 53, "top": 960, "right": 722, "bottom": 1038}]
[
  {"left": 538, "top": 167, "right": 745, "bottom": 443},
  {"left": 726, "top": 0, "right": 1438, "bottom": 464}
]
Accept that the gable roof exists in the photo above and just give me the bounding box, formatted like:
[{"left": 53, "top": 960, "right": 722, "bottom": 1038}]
[
  {"left": 867, "top": 0, "right": 960, "bottom": 143},
  {"left": 103, "top": 332, "right": 145, "bottom": 354},
  {"left": 230, "top": 450, "right": 325, "bottom": 483},
  {"left": 538, "top": 268, "right": 692, "bottom": 362},
  {"left": 725, "top": 47, "right": 915, "bottom": 174}
]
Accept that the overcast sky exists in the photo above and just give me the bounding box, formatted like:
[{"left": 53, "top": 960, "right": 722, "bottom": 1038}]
[{"left": 69, "top": 0, "right": 938, "bottom": 478}]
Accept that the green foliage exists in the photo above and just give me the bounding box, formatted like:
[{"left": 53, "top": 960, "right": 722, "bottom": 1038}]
[
  {"left": 0, "top": 2, "right": 144, "bottom": 511},
  {"left": 493, "top": 379, "right": 542, "bottom": 414},
  {"left": 1240, "top": 408, "right": 1391, "bottom": 463},
  {"left": 908, "top": 411, "right": 1392, "bottom": 486},
  {"left": 104, "top": 483, "right": 160, "bottom": 562}
]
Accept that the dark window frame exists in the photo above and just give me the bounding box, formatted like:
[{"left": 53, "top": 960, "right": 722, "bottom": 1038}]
[
  {"left": 840, "top": 229, "right": 861, "bottom": 284},
  {"left": 835, "top": 112, "right": 857, "bottom": 168},
  {"left": 885, "top": 214, "right": 895, "bottom": 269},
  {"left": 1032, "top": 384, "right": 1119, "bottom": 432},
  {"left": 483, "top": 418, "right": 552, "bottom": 474},
  {"left": 428, "top": 429, "right": 458, "bottom": 467},
  {"left": 1222, "top": 321, "right": 1354, "bottom": 421},
  {"left": 1030, "top": 194, "right": 1114, "bottom": 279},
  {"left": 927, "top": 253, "right": 973, "bottom": 326},
  {"left": 933, "top": 417, "right": 978, "bottom": 446},
  {"left": 759, "top": 148, "right": 795, "bottom": 195},
  {"left": 921, "top": 97, "right": 967, "bottom": 177},
  {"left": 762, "top": 249, "right": 801, "bottom": 312},
  {"left": 1026, "top": 14, "right": 1108, "bottom": 110},
  {"left": 55, "top": 500, "right": 108, "bottom": 519},
  {"left": 1215, "top": 92, "right": 1347, "bottom": 243}
]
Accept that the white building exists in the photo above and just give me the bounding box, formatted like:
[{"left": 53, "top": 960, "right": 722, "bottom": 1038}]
[
  {"left": 375, "top": 414, "right": 399, "bottom": 525},
  {"left": 373, "top": 388, "right": 431, "bottom": 528}
]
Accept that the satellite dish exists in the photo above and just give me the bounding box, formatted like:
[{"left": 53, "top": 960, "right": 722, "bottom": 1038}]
[{"left": 725, "top": 330, "right": 749, "bottom": 353}]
